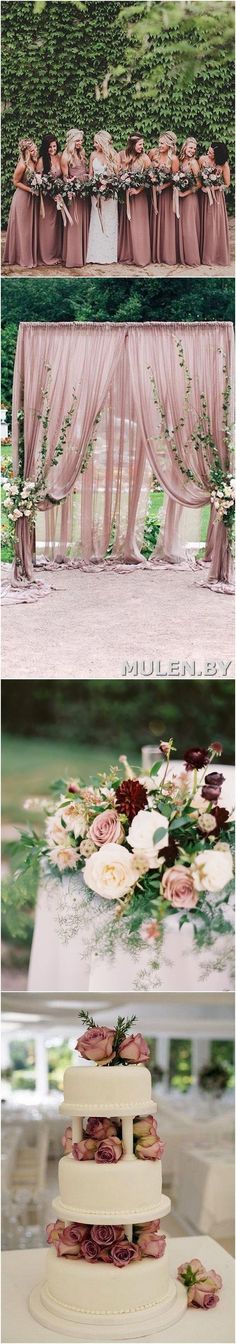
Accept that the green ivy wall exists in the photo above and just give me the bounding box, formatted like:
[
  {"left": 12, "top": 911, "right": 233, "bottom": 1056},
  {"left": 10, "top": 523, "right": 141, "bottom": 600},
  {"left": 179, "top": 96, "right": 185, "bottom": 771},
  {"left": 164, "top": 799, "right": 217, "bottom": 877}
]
[{"left": 2, "top": 0, "right": 234, "bottom": 225}]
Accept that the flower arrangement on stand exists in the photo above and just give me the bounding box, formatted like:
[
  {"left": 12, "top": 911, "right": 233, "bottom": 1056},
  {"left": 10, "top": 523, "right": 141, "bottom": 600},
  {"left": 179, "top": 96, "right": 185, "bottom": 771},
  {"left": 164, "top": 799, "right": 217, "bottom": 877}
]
[{"left": 15, "top": 739, "right": 234, "bottom": 971}]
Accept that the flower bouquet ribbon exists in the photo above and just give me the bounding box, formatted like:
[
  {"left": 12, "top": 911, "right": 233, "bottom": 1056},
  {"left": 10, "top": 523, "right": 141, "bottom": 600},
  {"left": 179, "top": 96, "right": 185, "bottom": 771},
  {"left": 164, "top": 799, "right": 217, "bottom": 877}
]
[
  {"left": 146, "top": 166, "right": 172, "bottom": 215},
  {"left": 172, "top": 170, "right": 195, "bottom": 218}
]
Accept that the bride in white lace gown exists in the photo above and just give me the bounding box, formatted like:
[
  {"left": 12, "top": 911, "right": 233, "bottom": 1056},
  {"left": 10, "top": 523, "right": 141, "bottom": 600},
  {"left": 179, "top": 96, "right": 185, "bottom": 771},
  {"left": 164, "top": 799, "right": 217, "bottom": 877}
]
[{"left": 86, "top": 130, "right": 119, "bottom": 264}]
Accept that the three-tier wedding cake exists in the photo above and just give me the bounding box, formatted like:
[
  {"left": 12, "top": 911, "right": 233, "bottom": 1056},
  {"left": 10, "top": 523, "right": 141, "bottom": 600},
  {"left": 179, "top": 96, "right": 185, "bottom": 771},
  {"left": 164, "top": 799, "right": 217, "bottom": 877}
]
[{"left": 30, "top": 1015, "right": 187, "bottom": 1339}]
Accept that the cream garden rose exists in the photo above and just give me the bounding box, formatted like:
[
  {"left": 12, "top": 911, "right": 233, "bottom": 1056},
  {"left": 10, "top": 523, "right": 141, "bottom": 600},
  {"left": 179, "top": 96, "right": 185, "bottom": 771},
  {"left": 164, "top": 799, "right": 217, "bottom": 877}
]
[
  {"left": 128, "top": 809, "right": 168, "bottom": 866},
  {"left": 191, "top": 846, "right": 233, "bottom": 893},
  {"left": 83, "top": 842, "right": 139, "bottom": 901}
]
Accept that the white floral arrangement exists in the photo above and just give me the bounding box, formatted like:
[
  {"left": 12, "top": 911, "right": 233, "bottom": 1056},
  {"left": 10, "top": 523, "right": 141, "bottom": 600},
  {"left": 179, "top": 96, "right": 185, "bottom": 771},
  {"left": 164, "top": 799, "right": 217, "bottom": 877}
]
[{"left": 18, "top": 740, "right": 234, "bottom": 960}]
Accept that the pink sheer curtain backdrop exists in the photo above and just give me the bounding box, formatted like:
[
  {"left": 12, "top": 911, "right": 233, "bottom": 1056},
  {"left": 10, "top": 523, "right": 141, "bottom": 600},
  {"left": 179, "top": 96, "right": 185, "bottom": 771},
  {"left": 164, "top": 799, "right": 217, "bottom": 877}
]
[{"left": 9, "top": 320, "right": 234, "bottom": 595}]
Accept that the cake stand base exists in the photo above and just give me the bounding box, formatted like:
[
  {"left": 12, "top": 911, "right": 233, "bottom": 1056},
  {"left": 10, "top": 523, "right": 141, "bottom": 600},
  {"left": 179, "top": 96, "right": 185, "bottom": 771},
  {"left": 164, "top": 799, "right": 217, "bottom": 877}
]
[{"left": 29, "top": 1277, "right": 187, "bottom": 1340}]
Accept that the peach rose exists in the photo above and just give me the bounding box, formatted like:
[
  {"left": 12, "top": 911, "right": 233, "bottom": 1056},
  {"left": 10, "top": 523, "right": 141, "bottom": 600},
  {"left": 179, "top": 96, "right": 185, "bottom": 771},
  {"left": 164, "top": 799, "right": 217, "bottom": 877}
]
[
  {"left": 118, "top": 1033, "right": 150, "bottom": 1064},
  {"left": 75, "top": 1025, "right": 115, "bottom": 1065},
  {"left": 46, "top": 1219, "right": 65, "bottom": 1245},
  {"left": 133, "top": 1115, "right": 158, "bottom": 1138},
  {"left": 89, "top": 809, "right": 123, "bottom": 847},
  {"left": 135, "top": 1134, "right": 165, "bottom": 1160},
  {"left": 72, "top": 1139, "right": 97, "bottom": 1161},
  {"left": 61, "top": 1125, "right": 72, "bottom": 1154},
  {"left": 162, "top": 864, "right": 199, "bottom": 910}
]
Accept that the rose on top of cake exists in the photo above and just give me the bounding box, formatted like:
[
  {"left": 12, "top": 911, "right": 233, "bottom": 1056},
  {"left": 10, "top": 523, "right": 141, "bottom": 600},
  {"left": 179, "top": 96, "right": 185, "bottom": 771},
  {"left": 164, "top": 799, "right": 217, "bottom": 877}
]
[{"left": 60, "top": 1011, "right": 165, "bottom": 1163}]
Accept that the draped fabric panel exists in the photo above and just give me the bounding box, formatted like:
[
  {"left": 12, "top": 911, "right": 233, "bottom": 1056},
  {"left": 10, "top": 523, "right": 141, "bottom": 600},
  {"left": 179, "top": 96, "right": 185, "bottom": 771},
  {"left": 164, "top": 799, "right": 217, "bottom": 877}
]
[{"left": 11, "top": 320, "right": 234, "bottom": 592}]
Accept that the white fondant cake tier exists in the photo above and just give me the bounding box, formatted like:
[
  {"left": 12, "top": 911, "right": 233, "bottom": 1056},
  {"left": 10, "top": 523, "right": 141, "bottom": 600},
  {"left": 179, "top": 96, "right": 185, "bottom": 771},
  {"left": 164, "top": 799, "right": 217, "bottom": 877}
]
[
  {"left": 61, "top": 1064, "right": 156, "bottom": 1116},
  {"left": 46, "top": 1244, "right": 170, "bottom": 1317},
  {"left": 54, "top": 1153, "right": 165, "bottom": 1224}
]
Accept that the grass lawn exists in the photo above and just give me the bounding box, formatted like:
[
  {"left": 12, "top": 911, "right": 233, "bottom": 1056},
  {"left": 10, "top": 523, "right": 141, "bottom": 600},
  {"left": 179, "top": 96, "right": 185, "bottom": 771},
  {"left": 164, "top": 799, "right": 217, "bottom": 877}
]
[{"left": 2, "top": 733, "right": 140, "bottom": 826}]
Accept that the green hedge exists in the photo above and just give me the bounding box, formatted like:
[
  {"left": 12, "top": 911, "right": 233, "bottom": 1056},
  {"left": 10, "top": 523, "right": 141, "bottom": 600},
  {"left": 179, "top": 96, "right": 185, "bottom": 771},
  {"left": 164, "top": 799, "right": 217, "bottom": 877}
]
[{"left": 2, "top": 0, "right": 234, "bottom": 225}]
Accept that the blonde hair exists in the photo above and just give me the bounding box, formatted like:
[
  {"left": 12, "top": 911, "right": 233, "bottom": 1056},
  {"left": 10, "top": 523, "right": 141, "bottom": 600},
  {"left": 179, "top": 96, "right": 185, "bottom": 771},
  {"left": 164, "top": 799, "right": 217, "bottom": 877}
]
[
  {"left": 18, "top": 138, "right": 37, "bottom": 161},
  {"left": 94, "top": 129, "right": 117, "bottom": 170},
  {"left": 64, "top": 128, "right": 85, "bottom": 162},
  {"left": 180, "top": 137, "right": 197, "bottom": 162},
  {"left": 159, "top": 131, "right": 177, "bottom": 153}
]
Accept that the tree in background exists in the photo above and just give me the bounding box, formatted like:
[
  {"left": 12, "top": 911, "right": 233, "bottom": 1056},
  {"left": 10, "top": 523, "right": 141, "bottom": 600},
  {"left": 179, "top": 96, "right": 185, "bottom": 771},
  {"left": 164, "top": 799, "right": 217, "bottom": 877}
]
[{"left": 2, "top": 679, "right": 234, "bottom": 761}]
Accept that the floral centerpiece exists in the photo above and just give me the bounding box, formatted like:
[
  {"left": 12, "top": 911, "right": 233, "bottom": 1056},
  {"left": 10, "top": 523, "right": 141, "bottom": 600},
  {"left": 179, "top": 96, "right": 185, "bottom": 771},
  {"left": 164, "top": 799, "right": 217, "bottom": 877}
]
[{"left": 16, "top": 740, "right": 234, "bottom": 971}]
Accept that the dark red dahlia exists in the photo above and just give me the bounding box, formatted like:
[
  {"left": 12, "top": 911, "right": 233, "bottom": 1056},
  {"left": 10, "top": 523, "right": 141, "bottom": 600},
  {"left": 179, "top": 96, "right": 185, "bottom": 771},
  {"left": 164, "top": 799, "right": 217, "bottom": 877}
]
[
  {"left": 115, "top": 779, "right": 148, "bottom": 821},
  {"left": 184, "top": 748, "right": 209, "bottom": 771}
]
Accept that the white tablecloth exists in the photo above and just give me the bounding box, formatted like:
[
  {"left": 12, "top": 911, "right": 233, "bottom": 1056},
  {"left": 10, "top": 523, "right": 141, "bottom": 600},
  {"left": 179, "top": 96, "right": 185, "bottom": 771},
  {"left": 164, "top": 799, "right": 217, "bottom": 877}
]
[
  {"left": 176, "top": 1146, "right": 235, "bottom": 1236},
  {"left": 2, "top": 1238, "right": 234, "bottom": 1342}
]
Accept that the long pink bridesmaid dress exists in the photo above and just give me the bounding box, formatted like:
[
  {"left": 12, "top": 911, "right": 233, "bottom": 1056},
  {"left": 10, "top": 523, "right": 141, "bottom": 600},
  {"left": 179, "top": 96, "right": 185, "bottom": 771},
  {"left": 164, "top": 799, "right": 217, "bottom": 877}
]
[
  {"left": 38, "top": 169, "right": 62, "bottom": 265},
  {"left": 118, "top": 153, "right": 151, "bottom": 266},
  {"left": 62, "top": 161, "right": 90, "bottom": 268},
  {"left": 176, "top": 172, "right": 200, "bottom": 267},
  {"left": 200, "top": 169, "right": 230, "bottom": 265},
  {"left": 4, "top": 176, "right": 38, "bottom": 267}
]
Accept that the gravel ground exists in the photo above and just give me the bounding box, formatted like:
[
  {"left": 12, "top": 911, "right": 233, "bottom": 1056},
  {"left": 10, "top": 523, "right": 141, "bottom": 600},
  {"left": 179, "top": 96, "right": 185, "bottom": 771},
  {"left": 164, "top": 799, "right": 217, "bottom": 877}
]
[
  {"left": 2, "top": 218, "right": 235, "bottom": 277},
  {"left": 2, "top": 565, "right": 234, "bottom": 680}
]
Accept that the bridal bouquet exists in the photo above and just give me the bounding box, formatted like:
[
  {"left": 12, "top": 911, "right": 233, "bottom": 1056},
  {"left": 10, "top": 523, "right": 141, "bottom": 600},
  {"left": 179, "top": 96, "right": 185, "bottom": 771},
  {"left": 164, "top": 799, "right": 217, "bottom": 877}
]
[
  {"left": 18, "top": 740, "right": 234, "bottom": 959},
  {"left": 200, "top": 166, "right": 226, "bottom": 191},
  {"left": 172, "top": 170, "right": 196, "bottom": 194}
]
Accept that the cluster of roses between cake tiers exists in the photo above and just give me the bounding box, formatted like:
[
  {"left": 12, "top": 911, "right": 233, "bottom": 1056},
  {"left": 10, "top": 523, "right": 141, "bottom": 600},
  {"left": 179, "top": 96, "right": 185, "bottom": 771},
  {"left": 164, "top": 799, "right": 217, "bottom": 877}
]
[
  {"left": 62, "top": 1114, "right": 165, "bottom": 1162},
  {"left": 46, "top": 1220, "right": 166, "bottom": 1265}
]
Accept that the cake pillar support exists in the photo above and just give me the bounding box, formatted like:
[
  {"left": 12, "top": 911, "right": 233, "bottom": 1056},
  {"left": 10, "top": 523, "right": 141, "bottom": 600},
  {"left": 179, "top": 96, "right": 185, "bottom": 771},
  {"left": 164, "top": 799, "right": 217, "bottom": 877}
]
[
  {"left": 122, "top": 1116, "right": 134, "bottom": 1156},
  {"left": 72, "top": 1117, "right": 83, "bottom": 1143},
  {"left": 124, "top": 1224, "right": 133, "bottom": 1242}
]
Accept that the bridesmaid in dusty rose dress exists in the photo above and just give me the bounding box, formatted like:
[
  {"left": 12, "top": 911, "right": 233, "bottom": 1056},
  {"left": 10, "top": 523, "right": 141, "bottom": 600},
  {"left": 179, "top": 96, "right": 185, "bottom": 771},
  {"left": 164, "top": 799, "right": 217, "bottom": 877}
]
[
  {"left": 149, "top": 131, "right": 179, "bottom": 265},
  {"left": 118, "top": 134, "right": 151, "bottom": 266},
  {"left": 176, "top": 136, "right": 200, "bottom": 266},
  {"left": 4, "top": 138, "right": 38, "bottom": 268},
  {"left": 37, "top": 133, "right": 62, "bottom": 265},
  {"left": 199, "top": 142, "right": 230, "bottom": 266},
  {"left": 61, "top": 128, "right": 89, "bottom": 268}
]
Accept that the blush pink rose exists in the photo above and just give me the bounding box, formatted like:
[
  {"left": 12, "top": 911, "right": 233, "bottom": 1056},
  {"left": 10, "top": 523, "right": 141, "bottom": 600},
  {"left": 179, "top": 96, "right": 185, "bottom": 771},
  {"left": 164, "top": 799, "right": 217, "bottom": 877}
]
[
  {"left": 138, "top": 1232, "right": 166, "bottom": 1259},
  {"left": 95, "top": 1137, "right": 123, "bottom": 1163},
  {"left": 89, "top": 810, "right": 123, "bottom": 847},
  {"left": 135, "top": 1135, "right": 165, "bottom": 1160},
  {"left": 91, "top": 1225, "right": 123, "bottom": 1247},
  {"left": 118, "top": 1033, "right": 150, "bottom": 1064},
  {"left": 72, "top": 1139, "right": 97, "bottom": 1161},
  {"left": 61, "top": 1125, "right": 72, "bottom": 1153},
  {"left": 85, "top": 1117, "right": 118, "bottom": 1139},
  {"left": 56, "top": 1223, "right": 88, "bottom": 1257},
  {"left": 80, "top": 1239, "right": 100, "bottom": 1262},
  {"left": 75, "top": 1026, "right": 115, "bottom": 1065},
  {"left": 190, "top": 1288, "right": 219, "bottom": 1308},
  {"left": 133, "top": 1115, "right": 158, "bottom": 1138},
  {"left": 46, "top": 1219, "right": 65, "bottom": 1245},
  {"left": 162, "top": 865, "right": 199, "bottom": 910},
  {"left": 111, "top": 1241, "right": 142, "bottom": 1267},
  {"left": 177, "top": 1259, "right": 223, "bottom": 1309}
]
